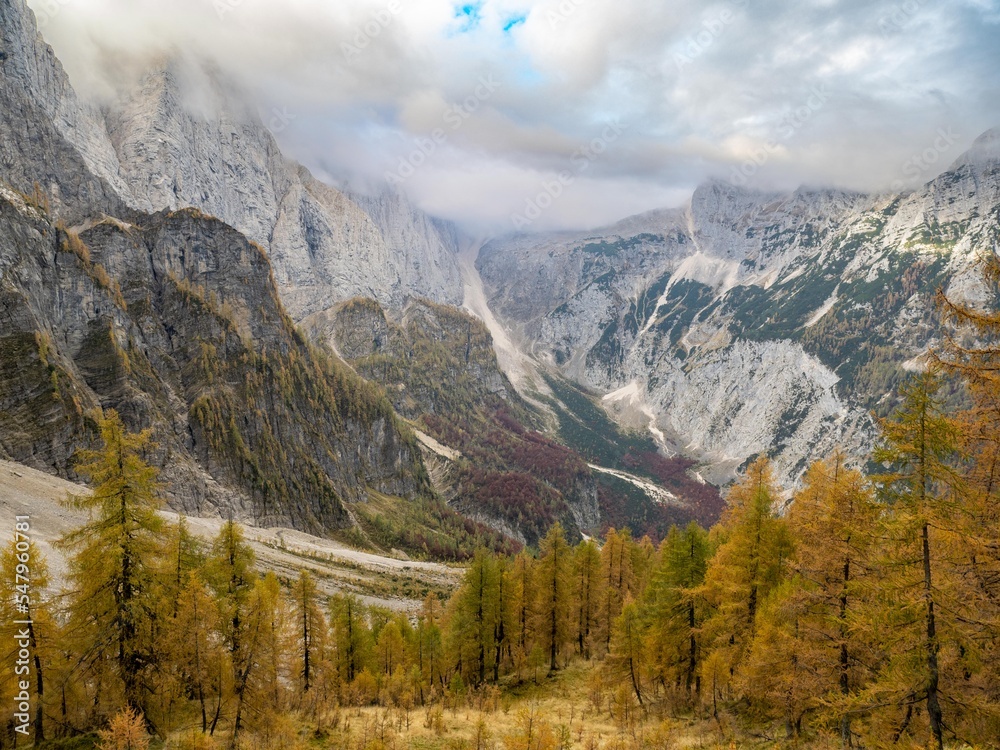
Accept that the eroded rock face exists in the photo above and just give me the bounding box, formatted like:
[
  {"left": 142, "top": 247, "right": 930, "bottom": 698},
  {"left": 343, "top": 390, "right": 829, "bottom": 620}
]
[
  {"left": 0, "top": 0, "right": 132, "bottom": 220},
  {"left": 477, "top": 141, "right": 1000, "bottom": 487}
]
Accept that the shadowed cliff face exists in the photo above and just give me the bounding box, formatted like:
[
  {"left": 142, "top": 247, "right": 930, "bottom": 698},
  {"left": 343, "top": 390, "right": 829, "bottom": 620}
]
[{"left": 0, "top": 191, "right": 428, "bottom": 531}]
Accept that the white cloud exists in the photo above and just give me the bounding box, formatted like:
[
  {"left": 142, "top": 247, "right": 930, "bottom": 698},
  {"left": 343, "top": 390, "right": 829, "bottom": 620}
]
[{"left": 29, "top": 0, "right": 1000, "bottom": 231}]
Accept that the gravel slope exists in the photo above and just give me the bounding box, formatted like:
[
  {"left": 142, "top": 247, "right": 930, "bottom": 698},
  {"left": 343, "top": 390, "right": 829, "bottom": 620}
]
[{"left": 0, "top": 459, "right": 459, "bottom": 611}]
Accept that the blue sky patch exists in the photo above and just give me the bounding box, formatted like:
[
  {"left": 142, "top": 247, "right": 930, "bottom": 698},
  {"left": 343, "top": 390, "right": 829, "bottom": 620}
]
[
  {"left": 455, "top": 2, "right": 484, "bottom": 32},
  {"left": 503, "top": 14, "right": 527, "bottom": 33}
]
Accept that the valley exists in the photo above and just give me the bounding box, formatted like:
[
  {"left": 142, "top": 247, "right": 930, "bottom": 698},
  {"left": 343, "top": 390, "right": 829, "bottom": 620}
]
[{"left": 2, "top": 0, "right": 1000, "bottom": 745}]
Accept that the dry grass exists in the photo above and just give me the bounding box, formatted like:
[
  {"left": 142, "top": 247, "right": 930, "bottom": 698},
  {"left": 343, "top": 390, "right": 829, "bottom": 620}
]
[{"left": 293, "top": 662, "right": 761, "bottom": 750}]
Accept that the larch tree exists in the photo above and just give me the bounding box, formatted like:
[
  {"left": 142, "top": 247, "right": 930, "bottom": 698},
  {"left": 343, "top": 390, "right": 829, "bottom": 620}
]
[
  {"left": 698, "top": 457, "right": 793, "bottom": 711},
  {"left": 229, "top": 573, "right": 283, "bottom": 749},
  {"left": 737, "top": 579, "right": 813, "bottom": 737},
  {"left": 491, "top": 554, "right": 511, "bottom": 682},
  {"left": 608, "top": 597, "right": 646, "bottom": 706},
  {"left": 534, "top": 523, "right": 572, "bottom": 674},
  {"left": 204, "top": 520, "right": 256, "bottom": 736},
  {"left": 641, "top": 522, "right": 709, "bottom": 705},
  {"left": 292, "top": 570, "right": 325, "bottom": 696},
  {"left": 865, "top": 371, "right": 970, "bottom": 748},
  {"left": 60, "top": 409, "right": 165, "bottom": 719},
  {"left": 450, "top": 548, "right": 500, "bottom": 685},
  {"left": 416, "top": 594, "right": 445, "bottom": 695},
  {"left": 572, "top": 539, "right": 603, "bottom": 660},
  {"left": 599, "top": 528, "right": 635, "bottom": 654},
  {"left": 507, "top": 551, "right": 536, "bottom": 679},
  {"left": 162, "top": 516, "right": 204, "bottom": 618},
  {"left": 376, "top": 619, "right": 406, "bottom": 680},
  {"left": 329, "top": 593, "right": 372, "bottom": 692},
  {"left": 936, "top": 251, "right": 1000, "bottom": 737},
  {"left": 782, "top": 455, "right": 879, "bottom": 744},
  {"left": 168, "top": 573, "right": 224, "bottom": 734}
]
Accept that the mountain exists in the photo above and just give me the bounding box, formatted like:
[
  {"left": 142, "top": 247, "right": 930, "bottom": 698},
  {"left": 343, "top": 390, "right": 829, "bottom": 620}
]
[
  {"left": 0, "top": 0, "right": 441, "bottom": 540},
  {"left": 477, "top": 140, "right": 1000, "bottom": 486}
]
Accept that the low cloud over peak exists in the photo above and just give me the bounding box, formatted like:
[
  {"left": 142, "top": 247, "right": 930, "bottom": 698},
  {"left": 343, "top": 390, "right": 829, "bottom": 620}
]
[{"left": 31, "top": 0, "right": 1000, "bottom": 232}]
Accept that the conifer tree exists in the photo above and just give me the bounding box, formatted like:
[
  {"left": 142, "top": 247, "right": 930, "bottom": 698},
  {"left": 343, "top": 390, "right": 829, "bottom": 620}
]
[
  {"left": 168, "top": 573, "right": 224, "bottom": 734},
  {"left": 864, "top": 371, "right": 966, "bottom": 749},
  {"left": 376, "top": 619, "right": 406, "bottom": 679},
  {"left": 491, "top": 554, "right": 511, "bottom": 682},
  {"left": 230, "top": 573, "right": 284, "bottom": 748},
  {"left": 60, "top": 409, "right": 165, "bottom": 718},
  {"left": 608, "top": 598, "right": 646, "bottom": 706},
  {"left": 599, "top": 528, "right": 634, "bottom": 654},
  {"left": 641, "top": 522, "right": 709, "bottom": 704},
  {"left": 204, "top": 520, "right": 256, "bottom": 736},
  {"left": 782, "top": 455, "right": 878, "bottom": 744},
  {"left": 450, "top": 548, "right": 499, "bottom": 685},
  {"left": 535, "top": 523, "right": 572, "bottom": 673},
  {"left": 329, "top": 594, "right": 372, "bottom": 691},
  {"left": 737, "top": 579, "right": 812, "bottom": 736},
  {"left": 507, "top": 552, "right": 535, "bottom": 679},
  {"left": 417, "top": 595, "right": 445, "bottom": 695},
  {"left": 698, "top": 457, "right": 793, "bottom": 709},
  {"left": 292, "top": 570, "right": 325, "bottom": 695},
  {"left": 162, "top": 516, "right": 204, "bottom": 618},
  {"left": 572, "top": 540, "right": 603, "bottom": 660},
  {"left": 206, "top": 521, "right": 256, "bottom": 655},
  {"left": 936, "top": 253, "right": 1000, "bottom": 734}
]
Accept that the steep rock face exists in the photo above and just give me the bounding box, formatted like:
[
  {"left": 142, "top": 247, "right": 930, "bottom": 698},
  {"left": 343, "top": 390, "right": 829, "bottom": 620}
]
[
  {"left": 102, "top": 63, "right": 464, "bottom": 316},
  {"left": 477, "top": 141, "right": 1000, "bottom": 486},
  {"left": 0, "top": 188, "right": 426, "bottom": 530},
  {"left": 0, "top": 0, "right": 131, "bottom": 219}
]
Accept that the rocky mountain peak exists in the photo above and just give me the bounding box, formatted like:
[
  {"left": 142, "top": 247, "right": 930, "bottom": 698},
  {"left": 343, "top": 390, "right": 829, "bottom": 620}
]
[{"left": 953, "top": 126, "right": 1000, "bottom": 168}]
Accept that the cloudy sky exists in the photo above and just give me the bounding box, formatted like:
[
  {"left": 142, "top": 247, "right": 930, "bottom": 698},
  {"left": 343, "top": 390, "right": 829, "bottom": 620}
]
[{"left": 31, "top": 0, "right": 1000, "bottom": 231}]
